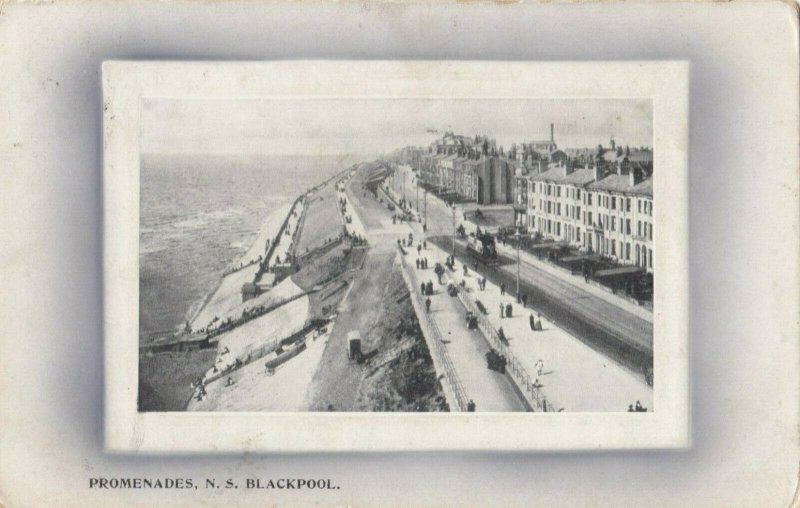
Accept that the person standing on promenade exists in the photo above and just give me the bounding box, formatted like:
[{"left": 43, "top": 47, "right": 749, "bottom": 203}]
[
  {"left": 425, "top": 297, "right": 431, "bottom": 313},
  {"left": 500, "top": 282, "right": 506, "bottom": 296},
  {"left": 535, "top": 359, "right": 544, "bottom": 376},
  {"left": 499, "top": 303, "right": 504, "bottom": 318}
]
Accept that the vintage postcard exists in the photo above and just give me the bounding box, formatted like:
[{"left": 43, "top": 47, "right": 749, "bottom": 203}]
[{"left": 103, "top": 60, "right": 689, "bottom": 452}]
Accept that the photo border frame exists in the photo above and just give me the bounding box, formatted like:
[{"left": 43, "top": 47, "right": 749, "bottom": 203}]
[{"left": 103, "top": 60, "right": 690, "bottom": 453}]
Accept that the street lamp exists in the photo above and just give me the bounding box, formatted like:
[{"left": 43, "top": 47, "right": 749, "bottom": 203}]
[
  {"left": 424, "top": 188, "right": 428, "bottom": 231},
  {"left": 451, "top": 201, "right": 456, "bottom": 259},
  {"left": 415, "top": 173, "right": 419, "bottom": 216},
  {"left": 513, "top": 226, "right": 522, "bottom": 303}
]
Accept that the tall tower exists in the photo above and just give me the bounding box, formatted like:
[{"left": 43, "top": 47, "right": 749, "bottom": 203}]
[{"left": 550, "top": 123, "right": 554, "bottom": 144}]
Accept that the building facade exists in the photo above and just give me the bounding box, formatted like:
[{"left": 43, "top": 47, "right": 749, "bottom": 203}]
[{"left": 522, "top": 160, "right": 653, "bottom": 273}]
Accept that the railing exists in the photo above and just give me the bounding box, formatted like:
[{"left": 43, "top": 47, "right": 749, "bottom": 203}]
[
  {"left": 456, "top": 286, "right": 552, "bottom": 412},
  {"left": 255, "top": 195, "right": 305, "bottom": 283},
  {"left": 397, "top": 249, "right": 470, "bottom": 412}
]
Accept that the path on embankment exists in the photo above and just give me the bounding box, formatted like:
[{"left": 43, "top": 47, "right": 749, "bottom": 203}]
[
  {"left": 303, "top": 165, "right": 406, "bottom": 410},
  {"left": 304, "top": 164, "right": 527, "bottom": 411}
]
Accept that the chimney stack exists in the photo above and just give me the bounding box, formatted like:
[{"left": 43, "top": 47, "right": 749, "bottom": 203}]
[
  {"left": 565, "top": 159, "right": 575, "bottom": 176},
  {"left": 629, "top": 166, "right": 641, "bottom": 187},
  {"left": 593, "top": 162, "right": 603, "bottom": 183}
]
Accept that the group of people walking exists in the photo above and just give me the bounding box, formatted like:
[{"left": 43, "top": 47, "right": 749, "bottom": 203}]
[{"left": 415, "top": 258, "right": 429, "bottom": 269}]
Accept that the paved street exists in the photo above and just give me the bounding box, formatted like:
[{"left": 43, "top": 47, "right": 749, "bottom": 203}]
[
  {"left": 393, "top": 164, "right": 653, "bottom": 373},
  {"left": 415, "top": 242, "right": 652, "bottom": 411}
]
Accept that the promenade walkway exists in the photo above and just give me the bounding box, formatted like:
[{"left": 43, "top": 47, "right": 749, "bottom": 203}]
[
  {"left": 400, "top": 249, "right": 527, "bottom": 412},
  {"left": 418, "top": 243, "right": 653, "bottom": 412}
]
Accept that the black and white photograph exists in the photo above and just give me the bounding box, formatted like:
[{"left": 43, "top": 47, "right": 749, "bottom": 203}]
[
  {"left": 100, "top": 60, "right": 689, "bottom": 452},
  {"left": 138, "top": 98, "right": 655, "bottom": 414}
]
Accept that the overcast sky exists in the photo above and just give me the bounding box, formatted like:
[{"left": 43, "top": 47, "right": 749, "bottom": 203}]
[{"left": 142, "top": 98, "right": 652, "bottom": 157}]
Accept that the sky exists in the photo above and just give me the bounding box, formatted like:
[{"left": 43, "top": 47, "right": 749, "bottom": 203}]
[{"left": 141, "top": 98, "right": 653, "bottom": 157}]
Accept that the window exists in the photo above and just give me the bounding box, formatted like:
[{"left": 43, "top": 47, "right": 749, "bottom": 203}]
[
  {"left": 557, "top": 186, "right": 561, "bottom": 197},
  {"left": 588, "top": 193, "right": 593, "bottom": 206},
  {"left": 638, "top": 221, "right": 642, "bottom": 237},
  {"left": 611, "top": 217, "right": 616, "bottom": 232},
  {"left": 626, "top": 219, "right": 631, "bottom": 235},
  {"left": 649, "top": 223, "right": 653, "bottom": 240},
  {"left": 557, "top": 203, "right": 561, "bottom": 216},
  {"left": 588, "top": 212, "right": 593, "bottom": 225},
  {"left": 649, "top": 249, "right": 653, "bottom": 268},
  {"left": 626, "top": 242, "right": 631, "bottom": 260},
  {"left": 638, "top": 200, "right": 642, "bottom": 213},
  {"left": 626, "top": 198, "right": 631, "bottom": 212},
  {"left": 577, "top": 189, "right": 581, "bottom": 200},
  {"left": 611, "top": 240, "right": 616, "bottom": 256},
  {"left": 611, "top": 196, "right": 616, "bottom": 210}
]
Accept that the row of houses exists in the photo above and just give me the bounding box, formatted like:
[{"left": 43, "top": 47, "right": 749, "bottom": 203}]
[
  {"left": 514, "top": 159, "right": 654, "bottom": 273},
  {"left": 398, "top": 130, "right": 654, "bottom": 273},
  {"left": 415, "top": 152, "right": 517, "bottom": 206}
]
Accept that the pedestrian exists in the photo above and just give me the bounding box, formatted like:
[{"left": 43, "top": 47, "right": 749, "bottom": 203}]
[
  {"left": 467, "top": 399, "right": 476, "bottom": 412},
  {"left": 628, "top": 404, "right": 635, "bottom": 412},
  {"left": 535, "top": 359, "right": 544, "bottom": 376},
  {"left": 635, "top": 400, "right": 643, "bottom": 412},
  {"left": 522, "top": 293, "right": 528, "bottom": 308},
  {"left": 423, "top": 240, "right": 427, "bottom": 249},
  {"left": 425, "top": 297, "right": 431, "bottom": 313},
  {"left": 417, "top": 244, "right": 422, "bottom": 255},
  {"left": 416, "top": 258, "right": 420, "bottom": 269},
  {"left": 500, "top": 282, "right": 506, "bottom": 296},
  {"left": 529, "top": 314, "right": 536, "bottom": 331},
  {"left": 499, "top": 303, "right": 504, "bottom": 318},
  {"left": 420, "top": 282, "right": 425, "bottom": 295},
  {"left": 463, "top": 265, "right": 468, "bottom": 276}
]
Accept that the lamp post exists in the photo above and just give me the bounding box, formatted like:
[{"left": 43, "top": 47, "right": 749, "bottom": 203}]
[
  {"left": 514, "top": 226, "right": 522, "bottom": 303},
  {"left": 416, "top": 172, "right": 419, "bottom": 216},
  {"left": 451, "top": 201, "right": 456, "bottom": 260},
  {"left": 424, "top": 188, "right": 428, "bottom": 231}
]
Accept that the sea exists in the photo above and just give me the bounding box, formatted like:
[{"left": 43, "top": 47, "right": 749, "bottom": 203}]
[{"left": 139, "top": 153, "right": 355, "bottom": 343}]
